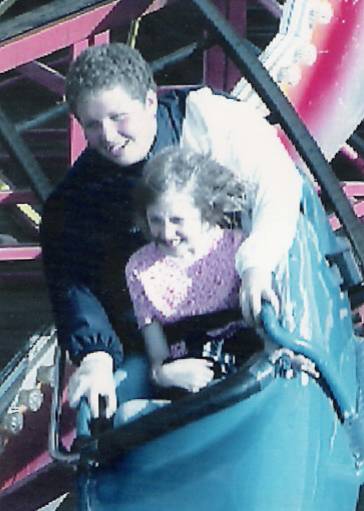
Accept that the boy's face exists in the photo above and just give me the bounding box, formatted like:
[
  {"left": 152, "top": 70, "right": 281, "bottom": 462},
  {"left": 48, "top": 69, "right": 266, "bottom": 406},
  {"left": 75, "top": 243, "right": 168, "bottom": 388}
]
[{"left": 76, "top": 85, "right": 157, "bottom": 167}]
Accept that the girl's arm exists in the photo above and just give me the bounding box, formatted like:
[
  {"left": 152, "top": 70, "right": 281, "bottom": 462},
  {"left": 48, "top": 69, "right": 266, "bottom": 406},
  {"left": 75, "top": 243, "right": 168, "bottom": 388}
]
[
  {"left": 142, "top": 321, "right": 170, "bottom": 371},
  {"left": 142, "top": 321, "right": 214, "bottom": 392},
  {"left": 126, "top": 252, "right": 214, "bottom": 391}
]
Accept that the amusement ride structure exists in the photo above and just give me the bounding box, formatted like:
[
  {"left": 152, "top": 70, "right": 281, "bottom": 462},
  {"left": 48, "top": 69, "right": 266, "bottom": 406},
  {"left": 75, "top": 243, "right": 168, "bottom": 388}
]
[{"left": 0, "top": 0, "right": 363, "bottom": 509}]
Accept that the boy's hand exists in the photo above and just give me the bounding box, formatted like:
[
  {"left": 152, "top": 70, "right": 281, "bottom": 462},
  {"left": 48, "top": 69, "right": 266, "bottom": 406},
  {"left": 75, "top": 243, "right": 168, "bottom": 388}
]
[
  {"left": 239, "top": 267, "right": 279, "bottom": 326},
  {"left": 68, "top": 351, "right": 117, "bottom": 419},
  {"left": 153, "top": 358, "right": 214, "bottom": 392}
]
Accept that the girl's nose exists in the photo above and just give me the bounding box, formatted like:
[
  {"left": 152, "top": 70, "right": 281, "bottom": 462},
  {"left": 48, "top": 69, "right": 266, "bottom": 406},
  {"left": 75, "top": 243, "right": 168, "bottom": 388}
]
[{"left": 162, "top": 220, "right": 176, "bottom": 241}]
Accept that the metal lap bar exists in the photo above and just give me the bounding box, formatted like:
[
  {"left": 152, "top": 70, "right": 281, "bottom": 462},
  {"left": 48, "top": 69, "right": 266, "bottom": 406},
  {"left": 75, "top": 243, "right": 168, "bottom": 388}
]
[
  {"left": 49, "top": 316, "right": 272, "bottom": 466},
  {"left": 261, "top": 303, "right": 355, "bottom": 421},
  {"left": 77, "top": 355, "right": 273, "bottom": 466},
  {"left": 49, "top": 346, "right": 80, "bottom": 465},
  {"left": 189, "top": 0, "right": 364, "bottom": 274}
]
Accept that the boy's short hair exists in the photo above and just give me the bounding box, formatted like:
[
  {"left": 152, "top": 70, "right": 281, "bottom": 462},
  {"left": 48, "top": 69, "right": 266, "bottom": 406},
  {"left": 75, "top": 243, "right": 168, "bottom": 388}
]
[{"left": 65, "top": 43, "right": 157, "bottom": 115}]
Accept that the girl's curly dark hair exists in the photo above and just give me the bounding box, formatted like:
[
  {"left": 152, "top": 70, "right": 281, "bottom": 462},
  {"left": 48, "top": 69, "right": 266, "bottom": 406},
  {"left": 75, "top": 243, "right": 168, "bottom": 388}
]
[{"left": 134, "top": 146, "right": 248, "bottom": 238}]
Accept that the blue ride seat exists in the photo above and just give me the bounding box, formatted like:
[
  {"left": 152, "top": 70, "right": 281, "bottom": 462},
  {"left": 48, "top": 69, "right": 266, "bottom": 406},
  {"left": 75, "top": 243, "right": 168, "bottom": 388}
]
[{"left": 50, "top": 178, "right": 364, "bottom": 511}]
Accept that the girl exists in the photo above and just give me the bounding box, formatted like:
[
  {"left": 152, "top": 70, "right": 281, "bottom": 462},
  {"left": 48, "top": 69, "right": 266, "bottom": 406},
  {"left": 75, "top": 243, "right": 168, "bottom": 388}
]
[{"left": 126, "top": 147, "right": 262, "bottom": 393}]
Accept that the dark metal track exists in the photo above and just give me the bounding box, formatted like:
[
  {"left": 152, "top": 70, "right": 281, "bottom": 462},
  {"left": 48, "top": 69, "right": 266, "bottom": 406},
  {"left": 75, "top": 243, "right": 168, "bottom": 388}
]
[{"left": 190, "top": 0, "right": 364, "bottom": 272}]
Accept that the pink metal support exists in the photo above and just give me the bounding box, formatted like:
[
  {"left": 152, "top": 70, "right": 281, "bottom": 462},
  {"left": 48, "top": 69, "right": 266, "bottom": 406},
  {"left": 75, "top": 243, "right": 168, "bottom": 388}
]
[
  {"left": 329, "top": 181, "right": 364, "bottom": 230},
  {"left": 341, "top": 182, "right": 364, "bottom": 198},
  {"left": 92, "top": 29, "right": 111, "bottom": 46},
  {"left": 0, "top": 246, "right": 41, "bottom": 261},
  {"left": 0, "top": 0, "right": 171, "bottom": 74},
  {"left": 203, "top": 0, "right": 247, "bottom": 91},
  {"left": 330, "top": 202, "right": 364, "bottom": 231},
  {"left": 17, "top": 62, "right": 65, "bottom": 97},
  {"left": 0, "top": 190, "right": 37, "bottom": 204},
  {"left": 0, "top": 56, "right": 68, "bottom": 91}
]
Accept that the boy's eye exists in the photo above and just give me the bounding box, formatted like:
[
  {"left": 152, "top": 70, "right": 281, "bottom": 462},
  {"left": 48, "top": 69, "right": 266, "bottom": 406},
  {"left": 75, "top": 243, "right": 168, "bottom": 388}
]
[
  {"left": 149, "top": 215, "right": 162, "bottom": 225},
  {"left": 110, "top": 113, "right": 128, "bottom": 122}
]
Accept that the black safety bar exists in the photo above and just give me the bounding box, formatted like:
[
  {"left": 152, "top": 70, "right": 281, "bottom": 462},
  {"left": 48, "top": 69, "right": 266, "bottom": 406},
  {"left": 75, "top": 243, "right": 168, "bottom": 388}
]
[{"left": 49, "top": 344, "right": 273, "bottom": 467}]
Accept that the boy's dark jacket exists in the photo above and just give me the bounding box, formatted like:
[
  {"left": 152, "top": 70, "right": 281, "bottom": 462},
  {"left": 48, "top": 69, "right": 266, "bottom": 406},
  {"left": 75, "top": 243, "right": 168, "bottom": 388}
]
[{"left": 40, "top": 90, "right": 190, "bottom": 369}]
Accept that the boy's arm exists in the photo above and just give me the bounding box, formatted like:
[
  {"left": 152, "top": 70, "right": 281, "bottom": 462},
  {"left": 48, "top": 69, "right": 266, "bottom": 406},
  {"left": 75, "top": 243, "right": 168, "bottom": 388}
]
[
  {"left": 181, "top": 87, "right": 302, "bottom": 323},
  {"left": 40, "top": 194, "right": 121, "bottom": 418},
  {"left": 40, "top": 195, "right": 123, "bottom": 366}
]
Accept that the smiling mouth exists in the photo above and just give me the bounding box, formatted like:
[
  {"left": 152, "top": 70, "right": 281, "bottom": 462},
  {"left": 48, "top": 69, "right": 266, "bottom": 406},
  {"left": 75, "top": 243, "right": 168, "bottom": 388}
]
[
  {"left": 168, "top": 239, "right": 181, "bottom": 248},
  {"left": 157, "top": 238, "right": 181, "bottom": 249},
  {"left": 106, "top": 140, "right": 129, "bottom": 156}
]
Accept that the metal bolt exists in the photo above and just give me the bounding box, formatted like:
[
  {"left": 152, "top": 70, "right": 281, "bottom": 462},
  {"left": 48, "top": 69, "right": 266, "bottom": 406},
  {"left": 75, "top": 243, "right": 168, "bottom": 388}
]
[
  {"left": 18, "top": 388, "right": 44, "bottom": 412},
  {"left": 1, "top": 410, "right": 24, "bottom": 435}
]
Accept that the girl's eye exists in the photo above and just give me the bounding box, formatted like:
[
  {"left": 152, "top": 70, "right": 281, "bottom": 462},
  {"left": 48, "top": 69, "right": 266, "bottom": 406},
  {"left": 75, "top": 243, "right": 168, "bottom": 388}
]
[
  {"left": 149, "top": 215, "right": 162, "bottom": 225},
  {"left": 170, "top": 217, "right": 183, "bottom": 225}
]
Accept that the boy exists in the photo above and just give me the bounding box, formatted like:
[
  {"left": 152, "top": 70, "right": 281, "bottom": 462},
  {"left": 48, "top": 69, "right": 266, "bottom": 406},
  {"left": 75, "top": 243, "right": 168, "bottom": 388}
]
[{"left": 40, "top": 43, "right": 301, "bottom": 418}]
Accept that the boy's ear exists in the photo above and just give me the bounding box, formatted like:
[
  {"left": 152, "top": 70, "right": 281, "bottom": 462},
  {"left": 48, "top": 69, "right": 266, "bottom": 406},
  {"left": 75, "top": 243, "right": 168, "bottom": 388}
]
[{"left": 145, "top": 89, "right": 158, "bottom": 115}]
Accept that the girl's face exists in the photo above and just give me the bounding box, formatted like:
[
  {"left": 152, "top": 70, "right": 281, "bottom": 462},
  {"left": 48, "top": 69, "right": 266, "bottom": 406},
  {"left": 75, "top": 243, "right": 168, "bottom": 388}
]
[
  {"left": 146, "top": 189, "right": 210, "bottom": 259},
  {"left": 77, "top": 85, "right": 157, "bottom": 167}
]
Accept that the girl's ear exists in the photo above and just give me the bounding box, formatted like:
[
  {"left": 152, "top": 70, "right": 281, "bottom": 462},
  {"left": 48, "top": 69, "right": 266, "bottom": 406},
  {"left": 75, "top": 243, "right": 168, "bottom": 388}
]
[{"left": 145, "top": 89, "right": 158, "bottom": 116}]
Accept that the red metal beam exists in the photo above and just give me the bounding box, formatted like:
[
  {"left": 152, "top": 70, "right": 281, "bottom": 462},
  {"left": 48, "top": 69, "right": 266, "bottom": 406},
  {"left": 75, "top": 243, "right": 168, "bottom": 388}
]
[
  {"left": 341, "top": 182, "right": 364, "bottom": 198},
  {"left": 17, "top": 62, "right": 65, "bottom": 96},
  {"left": 0, "top": 246, "right": 41, "bottom": 261},
  {"left": 0, "top": 55, "right": 68, "bottom": 90},
  {"left": 203, "top": 0, "right": 247, "bottom": 91},
  {"left": 0, "top": 190, "right": 37, "bottom": 204},
  {"left": 330, "top": 201, "right": 364, "bottom": 231},
  {"left": 329, "top": 181, "right": 364, "bottom": 230},
  {"left": 0, "top": 0, "right": 172, "bottom": 74}
]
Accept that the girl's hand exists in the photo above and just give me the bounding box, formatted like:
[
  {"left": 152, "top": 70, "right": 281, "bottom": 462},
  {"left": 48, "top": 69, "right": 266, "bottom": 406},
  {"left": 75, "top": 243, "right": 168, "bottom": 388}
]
[
  {"left": 153, "top": 358, "right": 214, "bottom": 392},
  {"left": 239, "top": 267, "right": 280, "bottom": 327}
]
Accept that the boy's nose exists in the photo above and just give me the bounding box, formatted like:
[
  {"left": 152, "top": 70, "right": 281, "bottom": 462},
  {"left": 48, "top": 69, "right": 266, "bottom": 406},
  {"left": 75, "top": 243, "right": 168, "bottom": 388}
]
[{"left": 101, "top": 119, "right": 118, "bottom": 142}]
